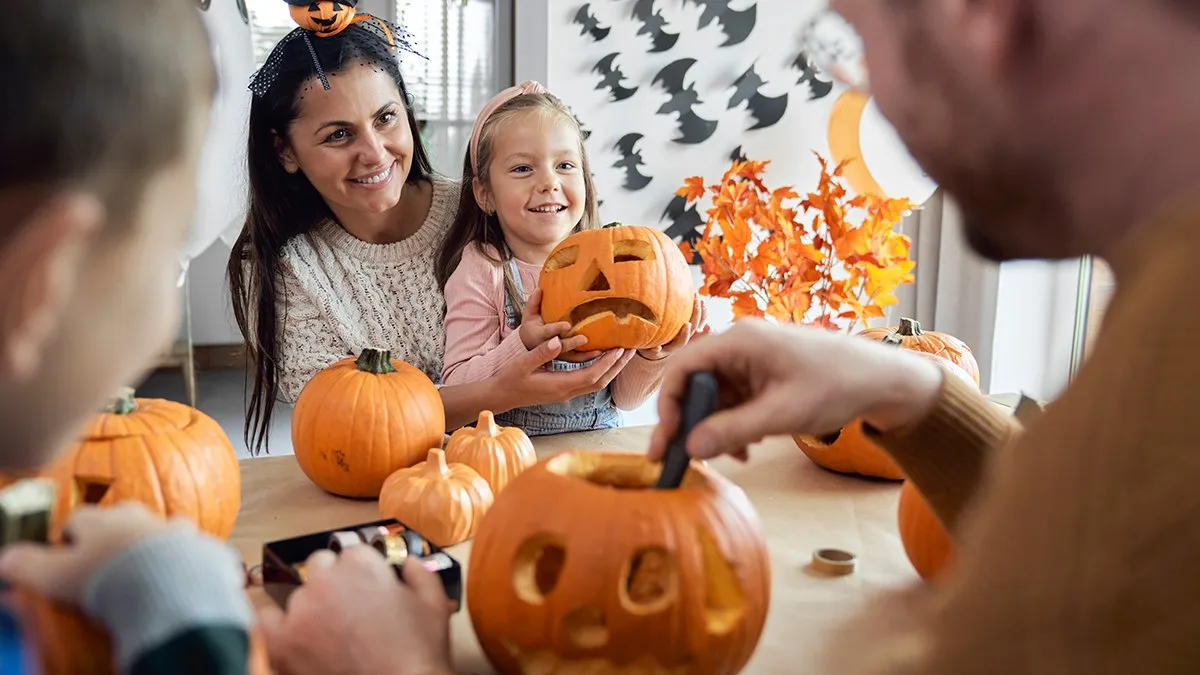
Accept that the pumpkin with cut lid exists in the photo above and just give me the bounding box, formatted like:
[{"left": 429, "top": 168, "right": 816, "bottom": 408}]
[
  {"left": 0, "top": 387, "right": 242, "bottom": 541},
  {"left": 539, "top": 224, "right": 695, "bottom": 352},
  {"left": 467, "top": 450, "right": 770, "bottom": 674}
]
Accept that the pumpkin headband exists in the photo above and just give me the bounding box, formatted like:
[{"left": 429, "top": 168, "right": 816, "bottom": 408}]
[
  {"left": 248, "top": 0, "right": 424, "bottom": 98},
  {"left": 469, "top": 80, "right": 551, "bottom": 174}
]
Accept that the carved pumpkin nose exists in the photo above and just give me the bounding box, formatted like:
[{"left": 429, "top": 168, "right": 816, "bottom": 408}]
[{"left": 583, "top": 263, "right": 611, "bottom": 292}]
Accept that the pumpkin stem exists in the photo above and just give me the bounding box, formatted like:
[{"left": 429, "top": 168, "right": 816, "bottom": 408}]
[
  {"left": 477, "top": 411, "right": 500, "bottom": 437},
  {"left": 425, "top": 448, "right": 450, "bottom": 479},
  {"left": 603, "top": 221, "right": 622, "bottom": 229},
  {"left": 104, "top": 387, "right": 138, "bottom": 415},
  {"left": 355, "top": 347, "right": 396, "bottom": 375},
  {"left": 882, "top": 318, "right": 922, "bottom": 346}
]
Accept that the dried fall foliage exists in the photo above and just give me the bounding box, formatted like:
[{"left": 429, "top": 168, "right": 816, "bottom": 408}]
[{"left": 679, "top": 152, "right": 916, "bottom": 332}]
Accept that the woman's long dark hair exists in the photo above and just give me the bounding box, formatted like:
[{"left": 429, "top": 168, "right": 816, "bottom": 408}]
[
  {"left": 434, "top": 93, "right": 600, "bottom": 311},
  {"left": 228, "top": 26, "right": 434, "bottom": 456}
]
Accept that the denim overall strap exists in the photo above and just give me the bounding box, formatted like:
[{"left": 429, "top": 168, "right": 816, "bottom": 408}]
[{"left": 495, "top": 257, "right": 621, "bottom": 435}]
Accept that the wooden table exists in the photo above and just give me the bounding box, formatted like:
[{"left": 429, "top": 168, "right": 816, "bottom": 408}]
[{"left": 229, "top": 426, "right": 956, "bottom": 674}]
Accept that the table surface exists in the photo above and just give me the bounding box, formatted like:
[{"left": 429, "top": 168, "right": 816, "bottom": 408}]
[{"left": 232, "top": 396, "right": 1016, "bottom": 673}]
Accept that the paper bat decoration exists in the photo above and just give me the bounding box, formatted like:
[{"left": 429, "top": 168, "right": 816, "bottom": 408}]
[
  {"left": 684, "top": 0, "right": 756, "bottom": 46},
  {"left": 791, "top": 50, "right": 834, "bottom": 100},
  {"left": 573, "top": 4, "right": 610, "bottom": 41},
  {"left": 662, "top": 194, "right": 704, "bottom": 263},
  {"left": 728, "top": 64, "right": 789, "bottom": 130},
  {"left": 613, "top": 133, "right": 653, "bottom": 191},
  {"left": 652, "top": 58, "right": 718, "bottom": 144},
  {"left": 631, "top": 0, "right": 679, "bottom": 53},
  {"left": 730, "top": 145, "right": 748, "bottom": 163},
  {"left": 592, "top": 53, "right": 638, "bottom": 102}
]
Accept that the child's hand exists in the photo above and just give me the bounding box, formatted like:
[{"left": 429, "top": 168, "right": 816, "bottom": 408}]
[
  {"left": 519, "top": 288, "right": 601, "bottom": 360},
  {"left": 638, "top": 295, "right": 710, "bottom": 361},
  {"left": 0, "top": 503, "right": 192, "bottom": 606}
]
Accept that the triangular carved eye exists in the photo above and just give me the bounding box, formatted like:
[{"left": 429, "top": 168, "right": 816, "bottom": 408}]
[
  {"left": 331, "top": 2, "right": 344, "bottom": 10},
  {"left": 308, "top": 2, "right": 321, "bottom": 10},
  {"left": 545, "top": 245, "right": 580, "bottom": 271}
]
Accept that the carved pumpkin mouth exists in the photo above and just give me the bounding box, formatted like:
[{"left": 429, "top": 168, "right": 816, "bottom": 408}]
[
  {"left": 567, "top": 298, "right": 657, "bottom": 331},
  {"left": 311, "top": 16, "right": 339, "bottom": 26}
]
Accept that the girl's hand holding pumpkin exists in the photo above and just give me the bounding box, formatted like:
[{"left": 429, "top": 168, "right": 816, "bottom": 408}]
[
  {"left": 637, "top": 295, "right": 709, "bottom": 361},
  {"left": 647, "top": 318, "right": 943, "bottom": 462},
  {"left": 518, "top": 288, "right": 601, "bottom": 361}
]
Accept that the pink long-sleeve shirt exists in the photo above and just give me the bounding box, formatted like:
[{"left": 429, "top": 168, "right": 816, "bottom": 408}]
[{"left": 441, "top": 243, "right": 664, "bottom": 410}]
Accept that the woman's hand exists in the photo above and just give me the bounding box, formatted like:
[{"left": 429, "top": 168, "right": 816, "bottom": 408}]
[
  {"left": 258, "top": 546, "right": 454, "bottom": 675},
  {"left": 518, "top": 288, "right": 602, "bottom": 361},
  {"left": 646, "top": 318, "right": 944, "bottom": 463},
  {"left": 637, "top": 295, "right": 710, "bottom": 361}
]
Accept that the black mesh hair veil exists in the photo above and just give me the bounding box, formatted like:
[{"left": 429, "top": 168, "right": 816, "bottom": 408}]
[{"left": 248, "top": 10, "right": 423, "bottom": 98}]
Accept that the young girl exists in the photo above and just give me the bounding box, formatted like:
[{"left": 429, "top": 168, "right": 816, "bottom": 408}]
[{"left": 435, "top": 81, "right": 706, "bottom": 435}]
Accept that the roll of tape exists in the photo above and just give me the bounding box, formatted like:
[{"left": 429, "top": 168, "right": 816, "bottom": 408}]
[
  {"left": 328, "top": 530, "right": 363, "bottom": 553},
  {"left": 812, "top": 548, "right": 857, "bottom": 576}
]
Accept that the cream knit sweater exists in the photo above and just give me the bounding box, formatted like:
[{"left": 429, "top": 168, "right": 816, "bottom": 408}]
[{"left": 274, "top": 178, "right": 459, "bottom": 402}]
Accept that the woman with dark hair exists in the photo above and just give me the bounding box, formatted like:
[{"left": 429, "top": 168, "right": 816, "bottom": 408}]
[{"left": 228, "top": 5, "right": 631, "bottom": 455}]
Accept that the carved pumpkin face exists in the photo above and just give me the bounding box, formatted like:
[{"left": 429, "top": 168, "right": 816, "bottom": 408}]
[
  {"left": 467, "top": 451, "right": 770, "bottom": 674},
  {"left": 539, "top": 225, "right": 695, "bottom": 352},
  {"left": 287, "top": 1, "right": 359, "bottom": 36}
]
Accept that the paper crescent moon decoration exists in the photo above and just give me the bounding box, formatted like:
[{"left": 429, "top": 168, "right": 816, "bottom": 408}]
[{"left": 827, "top": 90, "right": 938, "bottom": 205}]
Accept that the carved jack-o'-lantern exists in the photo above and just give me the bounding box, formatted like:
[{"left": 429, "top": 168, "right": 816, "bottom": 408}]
[
  {"left": 539, "top": 224, "right": 695, "bottom": 352},
  {"left": 286, "top": 0, "right": 359, "bottom": 36},
  {"left": 468, "top": 450, "right": 770, "bottom": 674}
]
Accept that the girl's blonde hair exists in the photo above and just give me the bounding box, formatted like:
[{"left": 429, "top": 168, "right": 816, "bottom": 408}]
[{"left": 435, "top": 92, "right": 601, "bottom": 322}]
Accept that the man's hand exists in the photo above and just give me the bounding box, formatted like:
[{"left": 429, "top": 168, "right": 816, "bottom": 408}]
[
  {"left": 647, "top": 319, "right": 944, "bottom": 462},
  {"left": 258, "top": 546, "right": 454, "bottom": 675}
]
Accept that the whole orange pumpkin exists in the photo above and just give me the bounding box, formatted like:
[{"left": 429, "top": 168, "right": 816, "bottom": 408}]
[
  {"left": 858, "top": 317, "right": 980, "bottom": 385},
  {"left": 468, "top": 450, "right": 770, "bottom": 675},
  {"left": 378, "top": 448, "right": 494, "bottom": 548},
  {"left": 539, "top": 224, "right": 695, "bottom": 352},
  {"left": 9, "top": 586, "right": 272, "bottom": 675},
  {"left": 444, "top": 411, "right": 536, "bottom": 496},
  {"left": 292, "top": 347, "right": 445, "bottom": 499},
  {"left": 896, "top": 480, "right": 954, "bottom": 582},
  {"left": 287, "top": 0, "right": 358, "bottom": 35},
  {"left": 3, "top": 388, "right": 242, "bottom": 541}
]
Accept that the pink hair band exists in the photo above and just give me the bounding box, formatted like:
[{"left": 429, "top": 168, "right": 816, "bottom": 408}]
[{"left": 468, "top": 80, "right": 550, "bottom": 173}]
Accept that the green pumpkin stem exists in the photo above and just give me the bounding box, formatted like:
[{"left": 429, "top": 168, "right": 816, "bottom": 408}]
[
  {"left": 355, "top": 347, "right": 396, "bottom": 375},
  {"left": 105, "top": 387, "right": 138, "bottom": 415},
  {"left": 603, "top": 221, "right": 622, "bottom": 229}
]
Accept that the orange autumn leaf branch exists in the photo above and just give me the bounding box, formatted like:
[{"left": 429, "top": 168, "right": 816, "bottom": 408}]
[{"left": 679, "top": 151, "right": 916, "bottom": 333}]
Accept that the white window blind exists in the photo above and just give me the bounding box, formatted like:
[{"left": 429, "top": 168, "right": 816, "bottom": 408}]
[
  {"left": 394, "top": 0, "right": 497, "bottom": 176},
  {"left": 246, "top": 0, "right": 296, "bottom": 69}
]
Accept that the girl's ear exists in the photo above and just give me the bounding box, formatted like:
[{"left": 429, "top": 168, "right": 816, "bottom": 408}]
[
  {"left": 472, "top": 177, "right": 492, "bottom": 215},
  {"left": 274, "top": 132, "right": 300, "bottom": 174}
]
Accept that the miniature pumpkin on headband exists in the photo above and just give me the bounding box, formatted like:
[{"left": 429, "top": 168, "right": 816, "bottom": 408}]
[
  {"left": 467, "top": 450, "right": 770, "bottom": 675},
  {"left": 539, "top": 224, "right": 695, "bottom": 352},
  {"left": 286, "top": 0, "right": 359, "bottom": 36}
]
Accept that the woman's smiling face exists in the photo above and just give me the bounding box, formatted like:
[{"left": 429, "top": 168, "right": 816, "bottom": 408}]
[{"left": 278, "top": 63, "right": 414, "bottom": 217}]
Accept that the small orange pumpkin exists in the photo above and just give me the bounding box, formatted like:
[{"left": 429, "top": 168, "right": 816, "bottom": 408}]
[
  {"left": 467, "top": 450, "right": 770, "bottom": 675},
  {"left": 444, "top": 411, "right": 537, "bottom": 495},
  {"left": 539, "top": 224, "right": 695, "bottom": 352},
  {"left": 292, "top": 347, "right": 446, "bottom": 499},
  {"left": 9, "top": 586, "right": 272, "bottom": 675},
  {"left": 287, "top": 0, "right": 358, "bottom": 36},
  {"left": 896, "top": 480, "right": 954, "bottom": 582},
  {"left": 0, "top": 388, "right": 242, "bottom": 541},
  {"left": 378, "top": 448, "right": 494, "bottom": 547},
  {"left": 858, "top": 317, "right": 980, "bottom": 385}
]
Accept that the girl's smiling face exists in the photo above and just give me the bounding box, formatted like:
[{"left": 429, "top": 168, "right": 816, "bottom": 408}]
[{"left": 475, "top": 110, "right": 587, "bottom": 263}]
